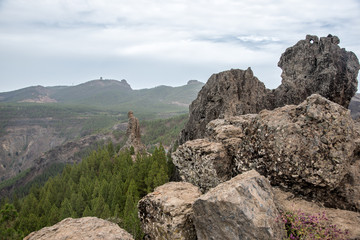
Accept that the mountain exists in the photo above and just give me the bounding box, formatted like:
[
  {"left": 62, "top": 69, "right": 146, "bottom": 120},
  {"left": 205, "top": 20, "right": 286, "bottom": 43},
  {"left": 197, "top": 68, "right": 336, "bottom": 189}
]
[
  {"left": 0, "top": 79, "right": 204, "bottom": 113},
  {"left": 0, "top": 78, "right": 202, "bottom": 198}
]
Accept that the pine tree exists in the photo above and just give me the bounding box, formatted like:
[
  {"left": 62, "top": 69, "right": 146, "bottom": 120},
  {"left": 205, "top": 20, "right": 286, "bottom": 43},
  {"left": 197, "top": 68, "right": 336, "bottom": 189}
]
[{"left": 122, "top": 179, "right": 142, "bottom": 239}]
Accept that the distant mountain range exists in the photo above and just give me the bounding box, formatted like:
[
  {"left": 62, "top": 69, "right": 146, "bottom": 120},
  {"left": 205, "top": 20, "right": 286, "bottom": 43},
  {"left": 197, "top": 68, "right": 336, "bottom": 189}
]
[{"left": 0, "top": 79, "right": 205, "bottom": 113}]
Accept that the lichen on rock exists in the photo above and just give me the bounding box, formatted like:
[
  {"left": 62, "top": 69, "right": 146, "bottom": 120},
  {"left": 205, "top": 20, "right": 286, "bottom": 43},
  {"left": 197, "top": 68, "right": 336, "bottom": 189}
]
[
  {"left": 138, "top": 182, "right": 201, "bottom": 240},
  {"left": 173, "top": 94, "right": 360, "bottom": 211}
]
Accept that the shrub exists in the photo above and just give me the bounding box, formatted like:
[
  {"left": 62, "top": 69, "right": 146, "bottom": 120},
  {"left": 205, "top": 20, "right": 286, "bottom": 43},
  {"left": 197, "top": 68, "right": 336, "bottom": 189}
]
[{"left": 278, "top": 210, "right": 349, "bottom": 240}]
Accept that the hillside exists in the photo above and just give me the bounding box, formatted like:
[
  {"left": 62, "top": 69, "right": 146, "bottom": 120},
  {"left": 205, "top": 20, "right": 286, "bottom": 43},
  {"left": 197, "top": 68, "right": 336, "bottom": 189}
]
[
  {"left": 0, "top": 79, "right": 204, "bottom": 114},
  {"left": 0, "top": 78, "right": 202, "bottom": 184}
]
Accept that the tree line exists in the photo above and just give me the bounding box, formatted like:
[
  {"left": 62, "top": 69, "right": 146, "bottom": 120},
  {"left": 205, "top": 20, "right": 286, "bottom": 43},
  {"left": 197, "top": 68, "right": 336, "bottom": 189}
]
[{"left": 0, "top": 143, "right": 173, "bottom": 239}]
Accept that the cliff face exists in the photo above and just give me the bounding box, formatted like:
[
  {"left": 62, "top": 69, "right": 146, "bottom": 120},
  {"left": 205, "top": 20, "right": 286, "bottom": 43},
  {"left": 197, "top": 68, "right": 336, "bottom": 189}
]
[
  {"left": 180, "top": 34, "right": 360, "bottom": 144},
  {"left": 0, "top": 124, "right": 67, "bottom": 181}
]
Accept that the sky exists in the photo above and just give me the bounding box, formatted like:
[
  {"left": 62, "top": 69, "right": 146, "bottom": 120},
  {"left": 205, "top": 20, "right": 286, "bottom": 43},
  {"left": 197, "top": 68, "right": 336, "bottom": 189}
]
[{"left": 0, "top": 0, "right": 359, "bottom": 92}]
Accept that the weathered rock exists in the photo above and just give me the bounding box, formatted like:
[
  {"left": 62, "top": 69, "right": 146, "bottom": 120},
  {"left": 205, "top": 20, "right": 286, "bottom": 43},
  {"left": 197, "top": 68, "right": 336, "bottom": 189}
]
[
  {"left": 273, "top": 187, "right": 360, "bottom": 239},
  {"left": 173, "top": 94, "right": 360, "bottom": 211},
  {"left": 24, "top": 217, "right": 134, "bottom": 240},
  {"left": 138, "top": 182, "right": 201, "bottom": 240},
  {"left": 193, "top": 170, "right": 285, "bottom": 240},
  {"left": 172, "top": 139, "right": 232, "bottom": 192},
  {"left": 180, "top": 34, "right": 359, "bottom": 144},
  {"left": 121, "top": 111, "right": 146, "bottom": 154}
]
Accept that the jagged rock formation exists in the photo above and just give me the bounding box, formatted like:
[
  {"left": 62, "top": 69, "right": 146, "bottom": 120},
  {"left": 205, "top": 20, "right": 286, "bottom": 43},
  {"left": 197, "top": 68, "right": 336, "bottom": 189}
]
[
  {"left": 193, "top": 170, "right": 285, "bottom": 240},
  {"left": 24, "top": 217, "right": 134, "bottom": 240},
  {"left": 273, "top": 187, "right": 360, "bottom": 239},
  {"left": 138, "top": 182, "right": 201, "bottom": 240},
  {"left": 121, "top": 111, "right": 146, "bottom": 154},
  {"left": 173, "top": 94, "right": 360, "bottom": 211},
  {"left": 180, "top": 34, "right": 360, "bottom": 144}
]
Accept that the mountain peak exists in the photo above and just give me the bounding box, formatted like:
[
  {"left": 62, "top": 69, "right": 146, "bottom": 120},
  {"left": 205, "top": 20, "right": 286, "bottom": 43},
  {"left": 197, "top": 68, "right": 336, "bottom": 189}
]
[
  {"left": 83, "top": 78, "right": 132, "bottom": 90},
  {"left": 187, "top": 80, "right": 203, "bottom": 85}
]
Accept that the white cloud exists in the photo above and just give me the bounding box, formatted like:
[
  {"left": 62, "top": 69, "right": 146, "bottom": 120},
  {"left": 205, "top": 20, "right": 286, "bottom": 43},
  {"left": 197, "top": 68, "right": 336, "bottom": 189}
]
[{"left": 0, "top": 0, "right": 359, "bottom": 91}]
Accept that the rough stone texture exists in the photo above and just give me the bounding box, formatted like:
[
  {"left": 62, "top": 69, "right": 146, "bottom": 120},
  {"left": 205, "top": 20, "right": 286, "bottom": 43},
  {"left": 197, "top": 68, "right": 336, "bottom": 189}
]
[
  {"left": 179, "top": 34, "right": 359, "bottom": 144},
  {"left": 121, "top": 111, "right": 146, "bottom": 154},
  {"left": 193, "top": 170, "right": 285, "bottom": 240},
  {"left": 173, "top": 94, "right": 360, "bottom": 211},
  {"left": 172, "top": 139, "right": 232, "bottom": 192},
  {"left": 24, "top": 217, "right": 134, "bottom": 240},
  {"left": 273, "top": 187, "right": 360, "bottom": 240},
  {"left": 138, "top": 182, "right": 201, "bottom": 240}
]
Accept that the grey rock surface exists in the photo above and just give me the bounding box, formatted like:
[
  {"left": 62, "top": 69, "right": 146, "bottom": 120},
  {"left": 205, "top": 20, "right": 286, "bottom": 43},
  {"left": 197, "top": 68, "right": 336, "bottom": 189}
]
[
  {"left": 173, "top": 94, "right": 360, "bottom": 211},
  {"left": 138, "top": 182, "right": 202, "bottom": 240},
  {"left": 180, "top": 34, "right": 359, "bottom": 144},
  {"left": 193, "top": 170, "right": 285, "bottom": 240},
  {"left": 24, "top": 217, "right": 134, "bottom": 240}
]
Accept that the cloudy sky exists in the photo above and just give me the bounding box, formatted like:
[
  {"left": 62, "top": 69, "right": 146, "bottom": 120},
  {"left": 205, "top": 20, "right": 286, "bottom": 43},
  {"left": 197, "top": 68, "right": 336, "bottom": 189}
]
[{"left": 0, "top": 0, "right": 359, "bottom": 92}]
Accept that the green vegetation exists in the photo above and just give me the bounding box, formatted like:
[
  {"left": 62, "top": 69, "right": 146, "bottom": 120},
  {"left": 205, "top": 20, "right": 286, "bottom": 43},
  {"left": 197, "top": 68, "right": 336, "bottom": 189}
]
[
  {"left": 11, "top": 163, "right": 66, "bottom": 199},
  {"left": 141, "top": 114, "right": 188, "bottom": 147},
  {"left": 0, "top": 144, "right": 171, "bottom": 239},
  {"left": 0, "top": 103, "right": 125, "bottom": 138},
  {"left": 0, "top": 169, "right": 31, "bottom": 191},
  {"left": 0, "top": 80, "right": 204, "bottom": 115}
]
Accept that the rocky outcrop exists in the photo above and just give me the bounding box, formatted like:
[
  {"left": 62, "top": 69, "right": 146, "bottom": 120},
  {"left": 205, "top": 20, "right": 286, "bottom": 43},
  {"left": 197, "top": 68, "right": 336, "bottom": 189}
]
[
  {"left": 193, "top": 170, "right": 285, "bottom": 240},
  {"left": 173, "top": 94, "right": 360, "bottom": 211},
  {"left": 180, "top": 34, "right": 360, "bottom": 144},
  {"left": 273, "top": 187, "right": 360, "bottom": 239},
  {"left": 24, "top": 217, "right": 134, "bottom": 240},
  {"left": 138, "top": 182, "right": 201, "bottom": 240},
  {"left": 121, "top": 111, "right": 146, "bottom": 154}
]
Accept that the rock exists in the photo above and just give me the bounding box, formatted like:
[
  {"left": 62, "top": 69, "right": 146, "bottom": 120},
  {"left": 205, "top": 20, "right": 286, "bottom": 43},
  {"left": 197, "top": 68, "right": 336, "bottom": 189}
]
[
  {"left": 173, "top": 94, "right": 360, "bottom": 211},
  {"left": 192, "top": 170, "right": 285, "bottom": 240},
  {"left": 172, "top": 139, "right": 232, "bottom": 192},
  {"left": 138, "top": 182, "right": 202, "bottom": 240},
  {"left": 179, "top": 34, "right": 359, "bottom": 144},
  {"left": 121, "top": 111, "right": 146, "bottom": 154},
  {"left": 349, "top": 93, "right": 360, "bottom": 119},
  {"left": 24, "top": 217, "right": 134, "bottom": 240},
  {"left": 180, "top": 67, "right": 270, "bottom": 144},
  {"left": 273, "top": 187, "right": 360, "bottom": 239}
]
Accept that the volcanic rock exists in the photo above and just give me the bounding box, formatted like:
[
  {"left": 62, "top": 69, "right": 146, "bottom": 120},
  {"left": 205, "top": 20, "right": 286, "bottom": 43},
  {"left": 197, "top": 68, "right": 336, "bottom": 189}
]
[
  {"left": 138, "top": 182, "right": 201, "bottom": 240},
  {"left": 121, "top": 111, "right": 146, "bottom": 154},
  {"left": 193, "top": 170, "right": 285, "bottom": 240},
  {"left": 179, "top": 34, "right": 359, "bottom": 144},
  {"left": 24, "top": 217, "right": 134, "bottom": 240},
  {"left": 173, "top": 94, "right": 360, "bottom": 211},
  {"left": 172, "top": 139, "right": 232, "bottom": 192}
]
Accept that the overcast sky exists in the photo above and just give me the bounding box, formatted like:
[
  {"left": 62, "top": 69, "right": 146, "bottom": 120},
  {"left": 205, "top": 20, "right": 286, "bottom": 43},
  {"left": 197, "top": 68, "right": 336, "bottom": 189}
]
[{"left": 0, "top": 0, "right": 359, "bottom": 92}]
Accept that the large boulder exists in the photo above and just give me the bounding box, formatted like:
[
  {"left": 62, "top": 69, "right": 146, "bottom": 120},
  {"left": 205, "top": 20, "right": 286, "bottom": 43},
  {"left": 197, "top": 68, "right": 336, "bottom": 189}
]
[
  {"left": 193, "top": 170, "right": 285, "bottom": 240},
  {"left": 172, "top": 139, "right": 232, "bottom": 192},
  {"left": 138, "top": 182, "right": 202, "bottom": 240},
  {"left": 180, "top": 34, "right": 359, "bottom": 144},
  {"left": 173, "top": 94, "right": 360, "bottom": 211},
  {"left": 24, "top": 217, "right": 134, "bottom": 240}
]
